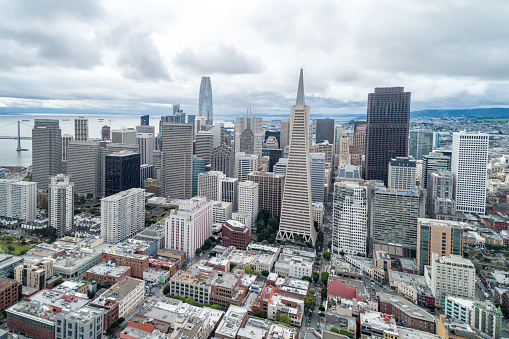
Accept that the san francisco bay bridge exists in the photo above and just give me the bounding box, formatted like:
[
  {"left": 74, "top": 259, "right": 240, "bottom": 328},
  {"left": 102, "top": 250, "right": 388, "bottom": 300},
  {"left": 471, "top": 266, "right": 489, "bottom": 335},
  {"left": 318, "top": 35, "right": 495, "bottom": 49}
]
[{"left": 0, "top": 121, "right": 33, "bottom": 151}]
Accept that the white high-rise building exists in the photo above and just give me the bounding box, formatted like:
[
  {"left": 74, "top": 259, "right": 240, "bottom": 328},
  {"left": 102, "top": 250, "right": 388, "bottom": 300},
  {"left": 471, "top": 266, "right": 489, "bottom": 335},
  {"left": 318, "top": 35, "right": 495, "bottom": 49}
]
[
  {"left": 211, "top": 201, "right": 232, "bottom": 224},
  {"left": 210, "top": 123, "right": 225, "bottom": 148},
  {"left": 101, "top": 188, "right": 145, "bottom": 244},
  {"left": 238, "top": 181, "right": 259, "bottom": 231},
  {"left": 309, "top": 153, "right": 325, "bottom": 203},
  {"left": 277, "top": 69, "right": 316, "bottom": 245},
  {"left": 111, "top": 128, "right": 137, "bottom": 144},
  {"left": 273, "top": 158, "right": 288, "bottom": 176},
  {"left": 388, "top": 157, "right": 417, "bottom": 190},
  {"left": 235, "top": 152, "right": 259, "bottom": 182},
  {"left": 428, "top": 253, "right": 476, "bottom": 301},
  {"left": 0, "top": 179, "right": 37, "bottom": 221},
  {"left": 74, "top": 116, "right": 88, "bottom": 141},
  {"left": 198, "top": 171, "right": 225, "bottom": 201},
  {"left": 451, "top": 131, "right": 489, "bottom": 214},
  {"left": 165, "top": 197, "right": 212, "bottom": 258},
  {"left": 234, "top": 111, "right": 264, "bottom": 157},
  {"left": 332, "top": 182, "right": 368, "bottom": 256},
  {"left": 49, "top": 174, "right": 74, "bottom": 237},
  {"left": 219, "top": 177, "right": 239, "bottom": 212},
  {"left": 136, "top": 133, "right": 154, "bottom": 165}
]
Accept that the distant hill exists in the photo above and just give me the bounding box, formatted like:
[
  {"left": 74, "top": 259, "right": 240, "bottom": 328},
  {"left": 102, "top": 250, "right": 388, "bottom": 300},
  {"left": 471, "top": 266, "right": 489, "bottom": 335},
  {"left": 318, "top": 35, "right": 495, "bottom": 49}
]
[{"left": 411, "top": 108, "right": 509, "bottom": 119}]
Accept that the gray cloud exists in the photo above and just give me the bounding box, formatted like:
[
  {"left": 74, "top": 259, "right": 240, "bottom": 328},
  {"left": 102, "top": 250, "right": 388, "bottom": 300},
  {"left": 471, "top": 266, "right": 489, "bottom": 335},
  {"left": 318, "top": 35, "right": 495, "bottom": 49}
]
[
  {"left": 174, "top": 44, "right": 265, "bottom": 75},
  {"left": 105, "top": 24, "right": 171, "bottom": 82}
]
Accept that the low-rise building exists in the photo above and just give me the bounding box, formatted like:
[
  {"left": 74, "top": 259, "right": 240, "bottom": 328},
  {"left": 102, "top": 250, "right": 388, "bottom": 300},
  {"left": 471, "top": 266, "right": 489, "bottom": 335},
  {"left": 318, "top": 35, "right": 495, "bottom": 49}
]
[
  {"left": 204, "top": 257, "right": 230, "bottom": 272},
  {"left": 6, "top": 301, "right": 56, "bottom": 339},
  {"left": 267, "top": 293, "right": 304, "bottom": 327},
  {"left": 215, "top": 305, "right": 248, "bottom": 339},
  {"left": 437, "top": 315, "right": 478, "bottom": 339},
  {"left": 143, "top": 268, "right": 171, "bottom": 284},
  {"left": 360, "top": 311, "right": 398, "bottom": 339},
  {"left": 0, "top": 254, "right": 24, "bottom": 279},
  {"left": 54, "top": 306, "right": 104, "bottom": 339},
  {"left": 95, "top": 277, "right": 144, "bottom": 318},
  {"left": 85, "top": 263, "right": 131, "bottom": 284},
  {"left": 14, "top": 258, "right": 53, "bottom": 291},
  {"left": 443, "top": 296, "right": 475, "bottom": 325},
  {"left": 378, "top": 292, "right": 436, "bottom": 334},
  {"left": 102, "top": 242, "right": 150, "bottom": 279},
  {"left": 148, "top": 258, "right": 178, "bottom": 276},
  {"left": 155, "top": 249, "right": 186, "bottom": 266},
  {"left": 209, "top": 272, "right": 247, "bottom": 309},
  {"left": 274, "top": 257, "right": 313, "bottom": 279},
  {"left": 472, "top": 301, "right": 503, "bottom": 339},
  {"left": 222, "top": 220, "right": 251, "bottom": 250},
  {"left": 169, "top": 268, "right": 216, "bottom": 304},
  {"left": 0, "top": 277, "right": 20, "bottom": 312}
]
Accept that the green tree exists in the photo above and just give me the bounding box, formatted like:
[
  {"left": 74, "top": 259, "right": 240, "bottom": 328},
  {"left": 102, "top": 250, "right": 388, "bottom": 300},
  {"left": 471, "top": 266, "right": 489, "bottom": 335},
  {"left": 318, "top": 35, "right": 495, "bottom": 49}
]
[
  {"left": 313, "top": 272, "right": 319, "bottom": 283},
  {"left": 254, "top": 270, "right": 262, "bottom": 276},
  {"left": 319, "top": 312, "right": 325, "bottom": 317},
  {"left": 208, "top": 236, "right": 216, "bottom": 243},
  {"left": 339, "top": 251, "right": 345, "bottom": 256},
  {"left": 254, "top": 310, "right": 267, "bottom": 319},
  {"left": 302, "top": 276, "right": 312, "bottom": 282},
  {"left": 111, "top": 321, "right": 119, "bottom": 328},
  {"left": 230, "top": 262, "right": 237, "bottom": 269},
  {"left": 321, "top": 287, "right": 328, "bottom": 299},
  {"left": 163, "top": 285, "right": 171, "bottom": 295},
  {"left": 319, "top": 305, "right": 325, "bottom": 311},
  {"left": 262, "top": 270, "right": 270, "bottom": 277},
  {"left": 279, "top": 314, "right": 291, "bottom": 325},
  {"left": 327, "top": 241, "right": 332, "bottom": 249},
  {"left": 304, "top": 294, "right": 316, "bottom": 311},
  {"left": 6, "top": 245, "right": 15, "bottom": 254},
  {"left": 330, "top": 328, "right": 339, "bottom": 334},
  {"left": 340, "top": 330, "right": 353, "bottom": 338},
  {"left": 321, "top": 272, "right": 329, "bottom": 285},
  {"left": 309, "top": 289, "right": 315, "bottom": 295},
  {"left": 244, "top": 265, "right": 254, "bottom": 274},
  {"left": 210, "top": 304, "right": 221, "bottom": 310},
  {"left": 268, "top": 217, "right": 278, "bottom": 229},
  {"left": 322, "top": 252, "right": 332, "bottom": 261},
  {"left": 196, "top": 248, "right": 203, "bottom": 256}
]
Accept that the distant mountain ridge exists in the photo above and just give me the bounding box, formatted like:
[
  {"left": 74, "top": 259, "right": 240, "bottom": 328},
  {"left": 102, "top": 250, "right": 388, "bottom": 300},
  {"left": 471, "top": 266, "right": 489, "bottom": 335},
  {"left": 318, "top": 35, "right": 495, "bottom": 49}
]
[{"left": 411, "top": 108, "right": 509, "bottom": 118}]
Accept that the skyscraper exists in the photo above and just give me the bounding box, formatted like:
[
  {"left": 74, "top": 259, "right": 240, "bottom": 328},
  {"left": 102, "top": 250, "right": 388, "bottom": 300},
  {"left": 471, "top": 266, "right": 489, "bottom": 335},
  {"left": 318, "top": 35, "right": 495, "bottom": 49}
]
[
  {"left": 234, "top": 110, "right": 264, "bottom": 157},
  {"left": 248, "top": 171, "right": 284, "bottom": 218},
  {"left": 316, "top": 118, "right": 335, "bottom": 144},
  {"left": 220, "top": 177, "right": 239, "bottom": 212},
  {"left": 235, "top": 152, "right": 259, "bottom": 182},
  {"left": 333, "top": 125, "right": 343, "bottom": 156},
  {"left": 372, "top": 187, "right": 425, "bottom": 257},
  {"left": 0, "top": 179, "right": 37, "bottom": 221},
  {"left": 309, "top": 153, "right": 325, "bottom": 204},
  {"left": 101, "top": 125, "right": 110, "bottom": 141},
  {"left": 332, "top": 182, "right": 368, "bottom": 256},
  {"left": 104, "top": 151, "right": 141, "bottom": 197},
  {"left": 195, "top": 130, "right": 214, "bottom": 165},
  {"left": 277, "top": 69, "right": 316, "bottom": 245},
  {"left": 199, "top": 76, "right": 213, "bottom": 125},
  {"left": 451, "top": 131, "right": 489, "bottom": 215},
  {"left": 280, "top": 118, "right": 290, "bottom": 152},
  {"left": 74, "top": 116, "right": 88, "bottom": 141},
  {"left": 238, "top": 180, "right": 259, "bottom": 231},
  {"left": 353, "top": 121, "right": 366, "bottom": 154},
  {"left": 136, "top": 133, "right": 154, "bottom": 165},
  {"left": 388, "top": 157, "right": 417, "bottom": 190},
  {"left": 32, "top": 119, "right": 62, "bottom": 190},
  {"left": 67, "top": 141, "right": 101, "bottom": 197},
  {"left": 111, "top": 128, "right": 137, "bottom": 144},
  {"left": 192, "top": 156, "right": 206, "bottom": 197},
  {"left": 316, "top": 141, "right": 334, "bottom": 167},
  {"left": 211, "top": 145, "right": 235, "bottom": 177},
  {"left": 409, "top": 130, "right": 433, "bottom": 160},
  {"left": 422, "top": 151, "right": 451, "bottom": 189},
  {"left": 101, "top": 188, "right": 145, "bottom": 244},
  {"left": 161, "top": 123, "right": 193, "bottom": 200},
  {"left": 49, "top": 174, "right": 74, "bottom": 237},
  {"left": 339, "top": 136, "right": 350, "bottom": 165},
  {"left": 61, "top": 134, "right": 73, "bottom": 161},
  {"left": 428, "top": 170, "right": 455, "bottom": 218},
  {"left": 365, "top": 87, "right": 411, "bottom": 185},
  {"left": 198, "top": 171, "right": 225, "bottom": 201},
  {"left": 140, "top": 115, "right": 149, "bottom": 126}
]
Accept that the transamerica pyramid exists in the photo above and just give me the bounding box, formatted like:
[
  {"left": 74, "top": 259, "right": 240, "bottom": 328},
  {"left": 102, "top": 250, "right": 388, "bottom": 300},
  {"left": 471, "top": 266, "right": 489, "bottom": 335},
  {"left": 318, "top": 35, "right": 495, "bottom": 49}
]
[{"left": 277, "top": 69, "right": 317, "bottom": 245}]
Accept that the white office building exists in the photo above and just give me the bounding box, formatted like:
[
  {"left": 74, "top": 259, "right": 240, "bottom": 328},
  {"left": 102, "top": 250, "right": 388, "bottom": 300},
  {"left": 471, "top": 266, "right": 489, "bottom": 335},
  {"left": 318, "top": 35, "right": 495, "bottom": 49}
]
[
  {"left": 309, "top": 153, "right": 325, "bottom": 203},
  {"left": 452, "top": 131, "right": 489, "bottom": 214},
  {"left": 238, "top": 181, "right": 259, "bottom": 231},
  {"left": 111, "top": 128, "right": 137, "bottom": 145},
  {"left": 165, "top": 196, "right": 212, "bottom": 258},
  {"left": 198, "top": 171, "right": 225, "bottom": 201},
  {"left": 235, "top": 152, "right": 259, "bottom": 182},
  {"left": 49, "top": 174, "right": 74, "bottom": 237},
  {"left": 136, "top": 132, "right": 155, "bottom": 165},
  {"left": 333, "top": 182, "right": 368, "bottom": 256},
  {"left": 101, "top": 188, "right": 145, "bottom": 244},
  {"left": 0, "top": 179, "right": 37, "bottom": 221},
  {"left": 211, "top": 201, "right": 233, "bottom": 224},
  {"left": 388, "top": 157, "right": 417, "bottom": 190}
]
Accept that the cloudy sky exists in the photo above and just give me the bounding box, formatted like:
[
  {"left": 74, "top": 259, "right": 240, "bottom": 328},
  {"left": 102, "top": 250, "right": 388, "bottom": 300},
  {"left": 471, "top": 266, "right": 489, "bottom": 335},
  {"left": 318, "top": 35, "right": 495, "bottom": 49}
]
[{"left": 1, "top": 0, "right": 508, "bottom": 119}]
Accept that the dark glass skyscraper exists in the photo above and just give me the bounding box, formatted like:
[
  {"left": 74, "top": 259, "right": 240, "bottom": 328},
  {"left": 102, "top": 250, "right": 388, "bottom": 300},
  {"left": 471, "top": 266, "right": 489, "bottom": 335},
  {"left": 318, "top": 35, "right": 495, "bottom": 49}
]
[
  {"left": 104, "top": 151, "right": 140, "bottom": 197},
  {"left": 140, "top": 115, "right": 149, "bottom": 126},
  {"left": 364, "top": 87, "right": 411, "bottom": 185},
  {"left": 316, "top": 118, "right": 335, "bottom": 144},
  {"left": 199, "top": 77, "right": 213, "bottom": 125}
]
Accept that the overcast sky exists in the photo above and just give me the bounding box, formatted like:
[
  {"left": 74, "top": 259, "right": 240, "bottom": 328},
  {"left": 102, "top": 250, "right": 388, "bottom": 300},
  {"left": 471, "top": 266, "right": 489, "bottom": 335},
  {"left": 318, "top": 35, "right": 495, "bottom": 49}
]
[{"left": 1, "top": 0, "right": 508, "bottom": 118}]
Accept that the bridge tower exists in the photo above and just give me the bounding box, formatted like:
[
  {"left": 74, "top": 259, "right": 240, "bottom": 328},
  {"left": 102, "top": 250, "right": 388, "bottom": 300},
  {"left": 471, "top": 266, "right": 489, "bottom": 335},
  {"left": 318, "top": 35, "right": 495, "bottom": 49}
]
[{"left": 16, "top": 121, "right": 28, "bottom": 151}]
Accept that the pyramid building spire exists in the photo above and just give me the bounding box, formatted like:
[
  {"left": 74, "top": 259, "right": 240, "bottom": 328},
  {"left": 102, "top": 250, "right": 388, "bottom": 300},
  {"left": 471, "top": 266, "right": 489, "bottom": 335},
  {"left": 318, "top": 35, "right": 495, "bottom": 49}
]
[{"left": 296, "top": 68, "right": 305, "bottom": 106}]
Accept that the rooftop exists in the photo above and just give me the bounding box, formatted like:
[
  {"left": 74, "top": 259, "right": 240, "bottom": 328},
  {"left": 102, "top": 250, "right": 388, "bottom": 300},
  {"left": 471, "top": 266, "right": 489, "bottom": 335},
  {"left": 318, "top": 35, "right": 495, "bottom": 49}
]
[
  {"left": 29, "top": 289, "right": 90, "bottom": 311},
  {"left": 215, "top": 305, "right": 247, "bottom": 338},
  {"left": 86, "top": 262, "right": 131, "bottom": 277},
  {"left": 379, "top": 293, "right": 435, "bottom": 323},
  {"left": 361, "top": 311, "right": 398, "bottom": 335},
  {"left": 98, "top": 277, "right": 144, "bottom": 302}
]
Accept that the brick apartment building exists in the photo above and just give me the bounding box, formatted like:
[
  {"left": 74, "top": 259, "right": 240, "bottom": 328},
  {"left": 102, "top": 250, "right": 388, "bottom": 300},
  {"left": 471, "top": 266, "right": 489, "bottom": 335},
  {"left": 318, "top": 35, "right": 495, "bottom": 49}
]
[
  {"left": 209, "top": 272, "right": 247, "bottom": 309},
  {"left": 0, "top": 277, "right": 20, "bottom": 312}
]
